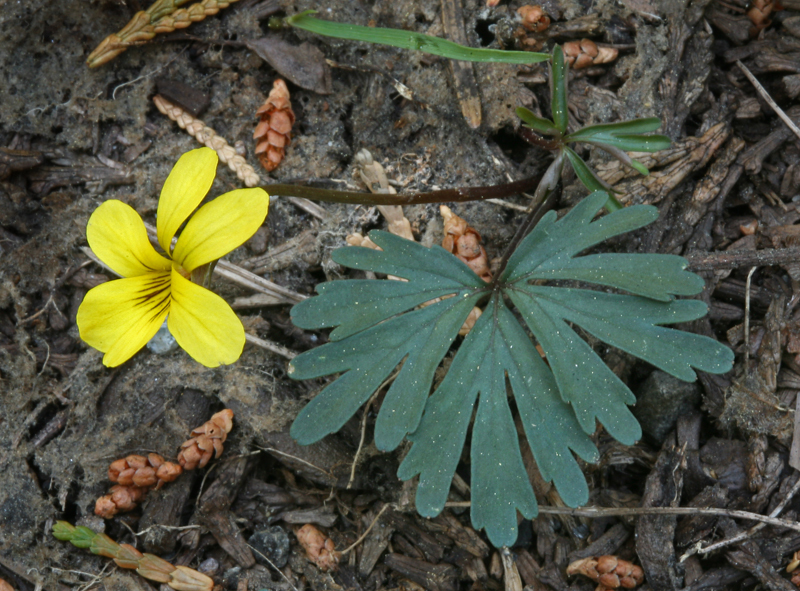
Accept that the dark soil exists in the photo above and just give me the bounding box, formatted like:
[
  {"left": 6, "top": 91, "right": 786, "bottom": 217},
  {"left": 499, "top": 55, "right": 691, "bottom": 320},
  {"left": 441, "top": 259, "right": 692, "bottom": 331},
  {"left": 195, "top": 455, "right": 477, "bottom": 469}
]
[{"left": 3, "top": 0, "right": 800, "bottom": 590}]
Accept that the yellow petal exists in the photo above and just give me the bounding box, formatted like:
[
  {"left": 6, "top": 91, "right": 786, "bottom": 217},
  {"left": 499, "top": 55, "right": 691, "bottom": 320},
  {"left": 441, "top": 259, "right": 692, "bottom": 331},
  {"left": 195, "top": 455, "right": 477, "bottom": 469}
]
[
  {"left": 172, "top": 188, "right": 269, "bottom": 272},
  {"left": 157, "top": 148, "right": 218, "bottom": 254},
  {"left": 87, "top": 200, "right": 171, "bottom": 277},
  {"left": 77, "top": 272, "right": 171, "bottom": 367},
  {"left": 167, "top": 267, "right": 244, "bottom": 367}
]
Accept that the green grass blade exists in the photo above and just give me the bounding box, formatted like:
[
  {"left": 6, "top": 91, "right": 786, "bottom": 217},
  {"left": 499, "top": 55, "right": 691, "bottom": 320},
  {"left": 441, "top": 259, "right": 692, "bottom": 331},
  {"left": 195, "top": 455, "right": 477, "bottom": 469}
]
[{"left": 287, "top": 11, "right": 549, "bottom": 64}]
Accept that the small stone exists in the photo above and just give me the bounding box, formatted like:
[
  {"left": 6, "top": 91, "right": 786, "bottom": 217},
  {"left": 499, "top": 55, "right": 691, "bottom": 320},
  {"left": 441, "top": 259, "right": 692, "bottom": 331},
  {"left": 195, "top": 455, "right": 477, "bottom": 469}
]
[
  {"left": 146, "top": 320, "right": 178, "bottom": 354},
  {"left": 633, "top": 370, "right": 701, "bottom": 444},
  {"left": 198, "top": 557, "right": 219, "bottom": 575},
  {"left": 248, "top": 526, "right": 290, "bottom": 568}
]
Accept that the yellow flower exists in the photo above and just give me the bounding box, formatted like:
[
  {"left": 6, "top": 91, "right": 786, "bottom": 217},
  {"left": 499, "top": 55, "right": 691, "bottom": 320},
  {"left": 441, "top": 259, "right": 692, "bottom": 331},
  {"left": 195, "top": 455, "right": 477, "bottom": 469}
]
[{"left": 77, "top": 148, "right": 269, "bottom": 368}]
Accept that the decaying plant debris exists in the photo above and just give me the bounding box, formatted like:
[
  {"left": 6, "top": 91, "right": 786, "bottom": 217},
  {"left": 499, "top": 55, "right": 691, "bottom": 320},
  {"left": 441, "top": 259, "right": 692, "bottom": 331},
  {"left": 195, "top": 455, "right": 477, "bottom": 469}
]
[{"left": 6, "top": 0, "right": 800, "bottom": 589}]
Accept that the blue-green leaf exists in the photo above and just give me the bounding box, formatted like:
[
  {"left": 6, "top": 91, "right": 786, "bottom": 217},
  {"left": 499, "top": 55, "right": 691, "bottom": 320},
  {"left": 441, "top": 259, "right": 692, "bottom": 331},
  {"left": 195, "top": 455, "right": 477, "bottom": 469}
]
[
  {"left": 288, "top": 192, "right": 733, "bottom": 546},
  {"left": 398, "top": 296, "right": 597, "bottom": 546}
]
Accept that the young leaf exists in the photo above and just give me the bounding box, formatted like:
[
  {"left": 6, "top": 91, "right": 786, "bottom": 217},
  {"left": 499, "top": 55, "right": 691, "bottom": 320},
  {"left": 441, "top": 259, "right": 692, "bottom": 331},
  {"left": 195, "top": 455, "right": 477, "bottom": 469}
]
[
  {"left": 286, "top": 11, "right": 550, "bottom": 64},
  {"left": 516, "top": 107, "right": 560, "bottom": 137},
  {"left": 289, "top": 191, "right": 733, "bottom": 547},
  {"left": 563, "top": 148, "right": 622, "bottom": 210},
  {"left": 550, "top": 46, "right": 569, "bottom": 134},
  {"left": 566, "top": 118, "right": 671, "bottom": 152},
  {"left": 564, "top": 147, "right": 609, "bottom": 193}
]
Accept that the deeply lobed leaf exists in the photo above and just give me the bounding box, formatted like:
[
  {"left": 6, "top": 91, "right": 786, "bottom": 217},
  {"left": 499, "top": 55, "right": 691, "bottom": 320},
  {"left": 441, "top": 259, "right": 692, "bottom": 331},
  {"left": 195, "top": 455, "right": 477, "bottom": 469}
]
[{"left": 289, "top": 191, "right": 733, "bottom": 546}]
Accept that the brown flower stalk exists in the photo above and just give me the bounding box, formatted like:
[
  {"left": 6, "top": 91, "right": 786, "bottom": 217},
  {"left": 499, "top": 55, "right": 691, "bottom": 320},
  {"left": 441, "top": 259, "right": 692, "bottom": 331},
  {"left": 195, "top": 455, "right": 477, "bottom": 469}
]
[
  {"left": 254, "top": 79, "right": 296, "bottom": 172},
  {"left": 87, "top": 0, "right": 241, "bottom": 67},
  {"left": 153, "top": 95, "right": 261, "bottom": 187},
  {"left": 567, "top": 555, "right": 645, "bottom": 590},
  {"left": 178, "top": 409, "right": 234, "bottom": 470},
  {"left": 563, "top": 39, "right": 618, "bottom": 69},
  {"left": 53, "top": 522, "right": 213, "bottom": 591}
]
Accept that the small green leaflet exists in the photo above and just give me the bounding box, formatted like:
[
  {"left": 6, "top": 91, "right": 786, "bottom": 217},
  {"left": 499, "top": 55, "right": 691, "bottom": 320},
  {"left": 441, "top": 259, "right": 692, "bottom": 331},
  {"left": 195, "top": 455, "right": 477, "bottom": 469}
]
[{"left": 289, "top": 191, "right": 733, "bottom": 547}]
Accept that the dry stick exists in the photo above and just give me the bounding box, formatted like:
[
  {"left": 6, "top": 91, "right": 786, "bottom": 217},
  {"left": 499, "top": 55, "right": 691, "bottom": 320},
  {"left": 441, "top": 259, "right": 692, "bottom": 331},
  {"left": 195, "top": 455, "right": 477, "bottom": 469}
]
[
  {"left": 247, "top": 543, "right": 300, "bottom": 591},
  {"left": 347, "top": 368, "right": 402, "bottom": 489},
  {"left": 341, "top": 504, "right": 391, "bottom": 556},
  {"left": 442, "top": 503, "right": 800, "bottom": 531},
  {"left": 737, "top": 60, "right": 800, "bottom": 143},
  {"left": 744, "top": 266, "right": 757, "bottom": 372},
  {"left": 264, "top": 174, "right": 544, "bottom": 205},
  {"left": 679, "top": 474, "right": 800, "bottom": 562},
  {"left": 537, "top": 506, "right": 800, "bottom": 531},
  {"left": 685, "top": 246, "right": 800, "bottom": 272},
  {"left": 256, "top": 446, "right": 333, "bottom": 479}
]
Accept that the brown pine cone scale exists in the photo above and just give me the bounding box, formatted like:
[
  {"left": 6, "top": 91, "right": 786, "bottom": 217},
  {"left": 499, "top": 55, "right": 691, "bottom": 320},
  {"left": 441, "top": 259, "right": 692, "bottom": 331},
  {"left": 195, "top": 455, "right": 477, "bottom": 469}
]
[
  {"left": 253, "top": 79, "right": 295, "bottom": 172},
  {"left": 178, "top": 409, "right": 234, "bottom": 470}
]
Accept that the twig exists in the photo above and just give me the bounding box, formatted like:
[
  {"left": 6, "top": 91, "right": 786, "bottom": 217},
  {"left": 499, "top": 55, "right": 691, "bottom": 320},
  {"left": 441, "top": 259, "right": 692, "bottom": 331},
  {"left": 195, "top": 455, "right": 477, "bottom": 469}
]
[
  {"left": 679, "top": 474, "right": 800, "bottom": 561},
  {"left": 485, "top": 198, "right": 529, "bottom": 211},
  {"left": 443, "top": 503, "right": 800, "bottom": 531},
  {"left": 154, "top": 94, "right": 261, "bottom": 187},
  {"left": 244, "top": 334, "right": 296, "bottom": 360},
  {"left": 737, "top": 60, "right": 800, "bottom": 144},
  {"left": 264, "top": 174, "right": 544, "bottom": 205},
  {"left": 744, "top": 266, "right": 757, "bottom": 372},
  {"left": 256, "top": 446, "right": 333, "bottom": 478},
  {"left": 537, "top": 506, "right": 800, "bottom": 531},
  {"left": 685, "top": 247, "right": 800, "bottom": 272},
  {"left": 247, "top": 543, "right": 299, "bottom": 591},
  {"left": 347, "top": 369, "right": 401, "bottom": 489},
  {"left": 341, "top": 504, "right": 391, "bottom": 556}
]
